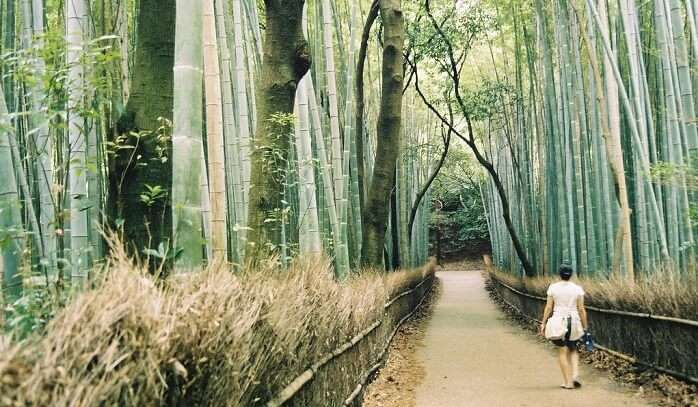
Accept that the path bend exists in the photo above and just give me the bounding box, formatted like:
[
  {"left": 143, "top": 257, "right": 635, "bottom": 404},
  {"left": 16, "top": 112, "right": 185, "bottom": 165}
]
[{"left": 414, "top": 270, "right": 650, "bottom": 407}]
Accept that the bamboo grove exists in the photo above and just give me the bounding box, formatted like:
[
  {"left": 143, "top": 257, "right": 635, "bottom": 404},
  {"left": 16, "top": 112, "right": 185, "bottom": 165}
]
[
  {"left": 0, "top": 0, "right": 441, "bottom": 306},
  {"left": 468, "top": 0, "right": 698, "bottom": 279}
]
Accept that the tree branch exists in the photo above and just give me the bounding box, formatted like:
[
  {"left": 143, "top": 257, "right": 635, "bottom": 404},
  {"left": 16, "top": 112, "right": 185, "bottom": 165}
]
[
  {"left": 406, "top": 49, "right": 535, "bottom": 276},
  {"left": 355, "top": 0, "right": 380, "bottom": 213},
  {"left": 408, "top": 126, "right": 451, "bottom": 239}
]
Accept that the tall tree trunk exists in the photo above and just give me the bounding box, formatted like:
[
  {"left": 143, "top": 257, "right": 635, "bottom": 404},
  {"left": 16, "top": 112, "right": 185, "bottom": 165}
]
[
  {"left": 111, "top": 0, "right": 175, "bottom": 264},
  {"left": 246, "top": 0, "right": 310, "bottom": 260},
  {"left": 361, "top": 0, "right": 405, "bottom": 267}
]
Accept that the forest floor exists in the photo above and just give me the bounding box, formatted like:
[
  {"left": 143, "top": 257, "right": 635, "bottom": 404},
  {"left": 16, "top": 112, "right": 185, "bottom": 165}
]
[
  {"left": 364, "top": 261, "right": 666, "bottom": 406},
  {"left": 362, "top": 273, "right": 442, "bottom": 407}
]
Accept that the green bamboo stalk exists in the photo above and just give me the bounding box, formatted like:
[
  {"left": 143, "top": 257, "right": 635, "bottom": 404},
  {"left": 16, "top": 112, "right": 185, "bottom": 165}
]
[
  {"left": 587, "top": 0, "right": 670, "bottom": 268},
  {"left": 0, "top": 82, "right": 24, "bottom": 300},
  {"left": 200, "top": 148, "right": 212, "bottom": 262},
  {"left": 344, "top": 0, "right": 361, "bottom": 264},
  {"left": 295, "top": 90, "right": 322, "bottom": 254},
  {"left": 203, "top": 0, "right": 228, "bottom": 263},
  {"left": 307, "top": 77, "right": 349, "bottom": 276},
  {"left": 242, "top": 7, "right": 258, "bottom": 133},
  {"left": 655, "top": 0, "right": 686, "bottom": 267},
  {"left": 215, "top": 0, "right": 242, "bottom": 263},
  {"left": 21, "top": 0, "right": 55, "bottom": 272},
  {"left": 232, "top": 0, "right": 251, "bottom": 229},
  {"left": 321, "top": 0, "right": 346, "bottom": 250},
  {"left": 535, "top": 0, "right": 562, "bottom": 274},
  {"left": 66, "top": 0, "right": 90, "bottom": 284},
  {"left": 2, "top": 0, "right": 16, "bottom": 116},
  {"left": 172, "top": 0, "right": 204, "bottom": 269},
  {"left": 668, "top": 0, "right": 698, "bottom": 154}
]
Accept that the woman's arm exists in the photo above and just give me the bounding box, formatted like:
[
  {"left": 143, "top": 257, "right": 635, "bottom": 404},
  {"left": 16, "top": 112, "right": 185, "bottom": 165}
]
[
  {"left": 577, "top": 296, "right": 588, "bottom": 330},
  {"left": 539, "top": 296, "right": 554, "bottom": 335}
]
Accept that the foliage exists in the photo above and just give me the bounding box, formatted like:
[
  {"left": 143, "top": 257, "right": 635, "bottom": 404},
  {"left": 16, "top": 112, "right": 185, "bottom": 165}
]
[
  {"left": 463, "top": 80, "right": 517, "bottom": 121},
  {"left": 430, "top": 146, "right": 489, "bottom": 258},
  {"left": 407, "top": 0, "right": 497, "bottom": 66},
  {"left": 4, "top": 284, "right": 68, "bottom": 339},
  {"left": 261, "top": 112, "right": 295, "bottom": 185}
]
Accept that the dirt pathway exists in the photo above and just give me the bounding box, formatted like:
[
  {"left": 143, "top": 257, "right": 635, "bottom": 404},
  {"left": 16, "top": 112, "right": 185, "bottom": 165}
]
[{"left": 414, "top": 270, "right": 650, "bottom": 406}]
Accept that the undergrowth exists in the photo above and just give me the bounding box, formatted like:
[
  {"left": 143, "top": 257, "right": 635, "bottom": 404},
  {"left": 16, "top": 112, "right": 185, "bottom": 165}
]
[{"left": 0, "top": 243, "right": 435, "bottom": 406}]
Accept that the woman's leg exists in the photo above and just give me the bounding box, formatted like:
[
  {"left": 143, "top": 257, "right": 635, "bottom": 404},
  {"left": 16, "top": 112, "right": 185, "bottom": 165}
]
[
  {"left": 558, "top": 347, "right": 572, "bottom": 387},
  {"left": 569, "top": 348, "right": 580, "bottom": 382}
]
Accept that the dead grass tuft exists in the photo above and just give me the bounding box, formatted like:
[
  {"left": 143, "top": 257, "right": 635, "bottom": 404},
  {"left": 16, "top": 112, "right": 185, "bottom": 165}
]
[{"left": 0, "top": 245, "right": 434, "bottom": 406}]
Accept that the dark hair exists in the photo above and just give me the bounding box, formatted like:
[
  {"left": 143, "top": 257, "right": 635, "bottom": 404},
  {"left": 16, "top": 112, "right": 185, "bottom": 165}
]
[{"left": 559, "top": 264, "right": 573, "bottom": 281}]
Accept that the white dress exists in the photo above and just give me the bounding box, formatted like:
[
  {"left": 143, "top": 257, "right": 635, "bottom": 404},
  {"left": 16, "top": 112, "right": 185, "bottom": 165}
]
[{"left": 544, "top": 281, "right": 585, "bottom": 341}]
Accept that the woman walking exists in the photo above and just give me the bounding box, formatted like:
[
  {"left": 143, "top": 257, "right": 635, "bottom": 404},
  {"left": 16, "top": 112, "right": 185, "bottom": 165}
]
[{"left": 539, "top": 264, "right": 588, "bottom": 389}]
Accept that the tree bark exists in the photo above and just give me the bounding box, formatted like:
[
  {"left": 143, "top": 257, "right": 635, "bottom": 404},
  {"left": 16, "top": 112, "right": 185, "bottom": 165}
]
[
  {"left": 361, "top": 0, "right": 405, "bottom": 267},
  {"left": 246, "top": 0, "right": 310, "bottom": 260},
  {"left": 110, "top": 0, "right": 175, "bottom": 262},
  {"left": 390, "top": 177, "right": 400, "bottom": 269}
]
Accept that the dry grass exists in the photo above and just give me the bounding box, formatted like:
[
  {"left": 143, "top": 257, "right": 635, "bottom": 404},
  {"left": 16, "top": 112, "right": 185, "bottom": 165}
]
[
  {"left": 490, "top": 268, "right": 698, "bottom": 321},
  {"left": 0, "top": 244, "right": 434, "bottom": 406}
]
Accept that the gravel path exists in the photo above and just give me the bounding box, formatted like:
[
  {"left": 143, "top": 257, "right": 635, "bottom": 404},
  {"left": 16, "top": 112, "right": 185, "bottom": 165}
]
[{"left": 414, "top": 270, "right": 651, "bottom": 406}]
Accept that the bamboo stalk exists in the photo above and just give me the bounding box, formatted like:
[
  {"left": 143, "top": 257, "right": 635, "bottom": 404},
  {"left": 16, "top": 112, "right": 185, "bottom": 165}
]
[
  {"left": 66, "top": 0, "right": 90, "bottom": 284},
  {"left": 203, "top": 0, "right": 228, "bottom": 263},
  {"left": 0, "top": 82, "right": 24, "bottom": 300},
  {"left": 172, "top": 0, "right": 204, "bottom": 268}
]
